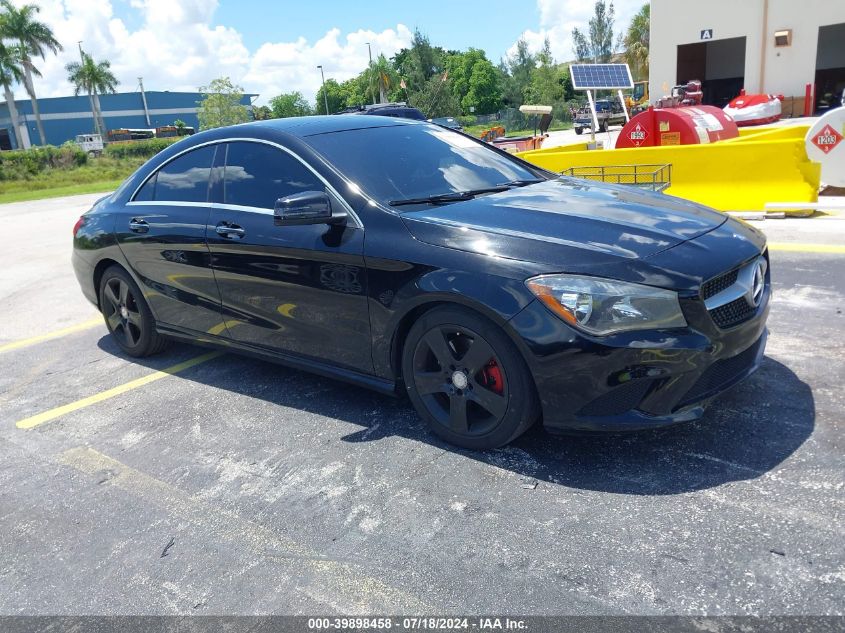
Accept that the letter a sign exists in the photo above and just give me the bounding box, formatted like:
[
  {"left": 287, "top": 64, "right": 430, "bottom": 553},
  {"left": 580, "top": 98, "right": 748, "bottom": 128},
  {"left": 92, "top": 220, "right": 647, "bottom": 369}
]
[{"left": 701, "top": 29, "right": 713, "bottom": 40}]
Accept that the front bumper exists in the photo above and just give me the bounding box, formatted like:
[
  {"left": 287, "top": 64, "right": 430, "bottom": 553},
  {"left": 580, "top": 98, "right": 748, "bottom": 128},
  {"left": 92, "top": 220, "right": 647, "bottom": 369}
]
[{"left": 508, "top": 287, "right": 770, "bottom": 432}]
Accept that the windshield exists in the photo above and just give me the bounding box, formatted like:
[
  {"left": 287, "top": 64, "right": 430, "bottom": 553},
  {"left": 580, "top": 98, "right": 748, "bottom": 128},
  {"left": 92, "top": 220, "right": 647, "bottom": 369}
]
[{"left": 306, "top": 123, "right": 540, "bottom": 206}]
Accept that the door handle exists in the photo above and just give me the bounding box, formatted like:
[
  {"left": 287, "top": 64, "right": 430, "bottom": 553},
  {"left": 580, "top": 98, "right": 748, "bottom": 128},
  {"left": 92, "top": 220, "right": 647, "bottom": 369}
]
[
  {"left": 215, "top": 222, "right": 245, "bottom": 238},
  {"left": 129, "top": 218, "right": 149, "bottom": 233}
]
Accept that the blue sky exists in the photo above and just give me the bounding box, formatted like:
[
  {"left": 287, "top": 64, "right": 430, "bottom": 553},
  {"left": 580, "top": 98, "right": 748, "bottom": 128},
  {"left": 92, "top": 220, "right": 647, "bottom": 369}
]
[
  {"left": 26, "top": 0, "right": 645, "bottom": 104},
  {"left": 210, "top": 1, "right": 542, "bottom": 63}
]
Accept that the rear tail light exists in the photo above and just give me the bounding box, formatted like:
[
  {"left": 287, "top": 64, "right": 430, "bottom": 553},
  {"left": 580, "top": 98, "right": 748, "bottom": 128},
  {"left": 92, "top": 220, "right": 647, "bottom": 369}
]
[{"left": 73, "top": 215, "right": 86, "bottom": 237}]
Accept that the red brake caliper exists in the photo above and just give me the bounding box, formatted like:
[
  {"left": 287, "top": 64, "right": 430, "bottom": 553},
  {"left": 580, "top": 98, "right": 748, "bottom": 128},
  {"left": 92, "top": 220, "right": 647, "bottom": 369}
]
[{"left": 481, "top": 360, "right": 504, "bottom": 395}]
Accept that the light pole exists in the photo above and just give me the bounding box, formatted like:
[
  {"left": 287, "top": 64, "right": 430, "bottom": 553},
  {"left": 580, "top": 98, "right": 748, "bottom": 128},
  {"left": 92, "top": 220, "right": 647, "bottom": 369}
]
[
  {"left": 317, "top": 65, "right": 329, "bottom": 115},
  {"left": 365, "top": 42, "right": 375, "bottom": 105}
]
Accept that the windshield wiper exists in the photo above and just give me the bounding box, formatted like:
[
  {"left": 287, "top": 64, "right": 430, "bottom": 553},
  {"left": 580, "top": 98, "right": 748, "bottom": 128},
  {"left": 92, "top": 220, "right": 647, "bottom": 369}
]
[
  {"left": 388, "top": 185, "right": 510, "bottom": 207},
  {"left": 497, "top": 178, "right": 545, "bottom": 187}
]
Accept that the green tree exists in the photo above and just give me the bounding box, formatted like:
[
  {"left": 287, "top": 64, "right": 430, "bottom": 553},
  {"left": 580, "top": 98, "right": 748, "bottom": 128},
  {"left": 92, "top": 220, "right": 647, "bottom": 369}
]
[
  {"left": 269, "top": 91, "right": 312, "bottom": 118},
  {"left": 196, "top": 77, "right": 250, "bottom": 130},
  {"left": 624, "top": 3, "right": 650, "bottom": 80},
  {"left": 66, "top": 52, "right": 119, "bottom": 137},
  {"left": 252, "top": 105, "right": 272, "bottom": 120},
  {"left": 0, "top": 42, "right": 24, "bottom": 148},
  {"left": 314, "top": 78, "right": 347, "bottom": 114},
  {"left": 525, "top": 38, "right": 573, "bottom": 105},
  {"left": 392, "top": 31, "right": 458, "bottom": 109},
  {"left": 503, "top": 37, "right": 535, "bottom": 107},
  {"left": 446, "top": 49, "right": 501, "bottom": 115},
  {"left": 572, "top": 29, "right": 592, "bottom": 61},
  {"left": 365, "top": 54, "right": 397, "bottom": 104},
  {"left": 408, "top": 75, "right": 459, "bottom": 117},
  {"left": 393, "top": 29, "right": 445, "bottom": 92},
  {"left": 573, "top": 0, "right": 618, "bottom": 63},
  {"left": 0, "top": 0, "right": 62, "bottom": 146},
  {"left": 339, "top": 75, "right": 368, "bottom": 108}
]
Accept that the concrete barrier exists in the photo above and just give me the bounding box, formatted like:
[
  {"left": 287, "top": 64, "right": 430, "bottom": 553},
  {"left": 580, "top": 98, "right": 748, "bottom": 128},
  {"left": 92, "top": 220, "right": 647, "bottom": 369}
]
[
  {"left": 730, "top": 124, "right": 809, "bottom": 142},
  {"left": 518, "top": 136, "right": 820, "bottom": 213}
]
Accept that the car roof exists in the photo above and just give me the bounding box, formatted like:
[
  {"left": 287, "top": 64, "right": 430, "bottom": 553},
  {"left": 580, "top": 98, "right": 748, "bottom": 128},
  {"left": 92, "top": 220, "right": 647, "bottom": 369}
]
[
  {"left": 121, "top": 115, "right": 426, "bottom": 183},
  {"left": 238, "top": 114, "right": 420, "bottom": 137}
]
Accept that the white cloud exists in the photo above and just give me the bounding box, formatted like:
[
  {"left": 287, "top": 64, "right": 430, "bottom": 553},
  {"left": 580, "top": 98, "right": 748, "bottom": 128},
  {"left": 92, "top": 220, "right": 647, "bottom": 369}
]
[
  {"left": 506, "top": 0, "right": 647, "bottom": 63},
  {"left": 8, "top": 0, "right": 412, "bottom": 105},
  {"left": 243, "top": 25, "right": 413, "bottom": 105}
]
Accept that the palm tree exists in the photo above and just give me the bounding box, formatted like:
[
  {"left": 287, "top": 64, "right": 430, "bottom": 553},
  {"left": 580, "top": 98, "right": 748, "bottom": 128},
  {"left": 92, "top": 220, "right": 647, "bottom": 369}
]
[
  {"left": 624, "top": 3, "right": 650, "bottom": 80},
  {"left": 0, "top": 0, "right": 62, "bottom": 146},
  {"left": 366, "top": 54, "right": 395, "bottom": 104},
  {"left": 66, "top": 52, "right": 118, "bottom": 137},
  {"left": 0, "top": 42, "right": 24, "bottom": 148}
]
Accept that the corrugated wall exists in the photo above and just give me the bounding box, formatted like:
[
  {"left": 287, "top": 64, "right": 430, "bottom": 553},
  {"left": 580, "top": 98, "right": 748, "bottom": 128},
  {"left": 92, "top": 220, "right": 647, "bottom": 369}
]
[{"left": 0, "top": 91, "right": 256, "bottom": 149}]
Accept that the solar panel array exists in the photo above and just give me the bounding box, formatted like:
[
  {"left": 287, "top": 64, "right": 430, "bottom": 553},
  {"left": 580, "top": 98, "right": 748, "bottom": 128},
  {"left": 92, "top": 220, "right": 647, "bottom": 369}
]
[{"left": 569, "top": 64, "right": 634, "bottom": 90}]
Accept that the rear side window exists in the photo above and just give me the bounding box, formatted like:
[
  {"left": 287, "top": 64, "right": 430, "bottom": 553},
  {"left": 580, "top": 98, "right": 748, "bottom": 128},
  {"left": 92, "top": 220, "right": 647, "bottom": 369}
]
[
  {"left": 223, "top": 142, "right": 322, "bottom": 209},
  {"left": 134, "top": 145, "right": 216, "bottom": 203}
]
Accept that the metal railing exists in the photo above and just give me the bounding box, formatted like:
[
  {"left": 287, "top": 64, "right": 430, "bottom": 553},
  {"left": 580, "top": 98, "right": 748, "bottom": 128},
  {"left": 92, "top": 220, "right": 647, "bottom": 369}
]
[{"left": 561, "top": 164, "right": 672, "bottom": 192}]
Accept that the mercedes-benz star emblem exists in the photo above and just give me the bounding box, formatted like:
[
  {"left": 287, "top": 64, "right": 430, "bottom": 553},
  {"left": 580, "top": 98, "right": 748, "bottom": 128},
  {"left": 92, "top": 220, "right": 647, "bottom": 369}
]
[{"left": 750, "top": 260, "right": 765, "bottom": 307}]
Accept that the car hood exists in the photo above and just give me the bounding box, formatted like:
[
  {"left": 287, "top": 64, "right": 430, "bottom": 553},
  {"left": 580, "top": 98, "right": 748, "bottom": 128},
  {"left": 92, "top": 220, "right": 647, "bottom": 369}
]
[{"left": 400, "top": 178, "right": 727, "bottom": 267}]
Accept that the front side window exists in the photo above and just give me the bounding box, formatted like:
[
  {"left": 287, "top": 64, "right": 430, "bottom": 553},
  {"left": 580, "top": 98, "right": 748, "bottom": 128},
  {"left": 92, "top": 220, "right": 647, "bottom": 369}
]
[
  {"left": 134, "top": 145, "right": 216, "bottom": 203},
  {"left": 223, "top": 142, "right": 322, "bottom": 209},
  {"left": 305, "top": 124, "right": 539, "bottom": 205}
]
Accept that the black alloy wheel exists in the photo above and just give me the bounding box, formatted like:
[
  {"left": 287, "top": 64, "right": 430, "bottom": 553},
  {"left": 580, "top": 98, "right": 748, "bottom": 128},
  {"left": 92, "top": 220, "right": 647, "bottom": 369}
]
[
  {"left": 403, "top": 306, "right": 539, "bottom": 450},
  {"left": 99, "top": 266, "right": 169, "bottom": 357}
]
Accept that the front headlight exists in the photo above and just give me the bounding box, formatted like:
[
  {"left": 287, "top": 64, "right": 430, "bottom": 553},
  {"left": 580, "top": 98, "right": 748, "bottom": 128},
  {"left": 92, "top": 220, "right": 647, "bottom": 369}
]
[{"left": 526, "top": 274, "right": 687, "bottom": 336}]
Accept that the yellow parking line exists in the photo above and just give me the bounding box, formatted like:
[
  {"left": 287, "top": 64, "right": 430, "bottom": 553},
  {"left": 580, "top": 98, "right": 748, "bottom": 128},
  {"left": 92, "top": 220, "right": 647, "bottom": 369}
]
[
  {"left": 0, "top": 317, "right": 103, "bottom": 354},
  {"left": 15, "top": 351, "right": 223, "bottom": 430},
  {"left": 768, "top": 242, "right": 845, "bottom": 254}
]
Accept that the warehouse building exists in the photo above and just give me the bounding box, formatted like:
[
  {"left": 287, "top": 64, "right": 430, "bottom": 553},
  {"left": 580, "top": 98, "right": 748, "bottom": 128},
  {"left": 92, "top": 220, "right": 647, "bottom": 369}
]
[
  {"left": 650, "top": 0, "right": 845, "bottom": 113},
  {"left": 0, "top": 90, "right": 257, "bottom": 149}
]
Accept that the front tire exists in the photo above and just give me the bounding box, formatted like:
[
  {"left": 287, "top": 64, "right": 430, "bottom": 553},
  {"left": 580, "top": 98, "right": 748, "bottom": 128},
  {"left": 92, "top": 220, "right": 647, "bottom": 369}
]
[
  {"left": 402, "top": 306, "right": 539, "bottom": 450},
  {"left": 99, "top": 266, "right": 169, "bottom": 357}
]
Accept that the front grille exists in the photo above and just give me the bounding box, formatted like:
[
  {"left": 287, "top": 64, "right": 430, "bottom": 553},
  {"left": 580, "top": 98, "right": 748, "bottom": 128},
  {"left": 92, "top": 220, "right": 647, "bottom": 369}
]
[
  {"left": 676, "top": 336, "right": 763, "bottom": 408},
  {"left": 710, "top": 296, "right": 758, "bottom": 328},
  {"left": 577, "top": 379, "right": 654, "bottom": 417},
  {"left": 700, "top": 268, "right": 739, "bottom": 300}
]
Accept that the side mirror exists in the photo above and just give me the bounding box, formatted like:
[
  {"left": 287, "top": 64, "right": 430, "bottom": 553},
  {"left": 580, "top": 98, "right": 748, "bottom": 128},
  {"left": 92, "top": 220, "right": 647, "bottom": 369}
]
[{"left": 274, "top": 190, "right": 347, "bottom": 226}]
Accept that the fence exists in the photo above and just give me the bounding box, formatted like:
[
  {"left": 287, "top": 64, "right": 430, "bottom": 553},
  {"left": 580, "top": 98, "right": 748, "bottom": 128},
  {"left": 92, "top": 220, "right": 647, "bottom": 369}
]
[{"left": 460, "top": 101, "right": 583, "bottom": 131}]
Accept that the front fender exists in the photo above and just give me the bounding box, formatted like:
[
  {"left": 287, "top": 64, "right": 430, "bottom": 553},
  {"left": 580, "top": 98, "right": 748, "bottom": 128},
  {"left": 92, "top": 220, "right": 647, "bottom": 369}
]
[{"left": 366, "top": 257, "right": 539, "bottom": 380}]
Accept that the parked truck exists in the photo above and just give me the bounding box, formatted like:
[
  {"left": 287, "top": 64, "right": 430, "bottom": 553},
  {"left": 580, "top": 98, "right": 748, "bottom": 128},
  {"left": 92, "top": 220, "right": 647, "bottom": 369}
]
[
  {"left": 573, "top": 99, "right": 627, "bottom": 135},
  {"left": 74, "top": 134, "right": 104, "bottom": 157}
]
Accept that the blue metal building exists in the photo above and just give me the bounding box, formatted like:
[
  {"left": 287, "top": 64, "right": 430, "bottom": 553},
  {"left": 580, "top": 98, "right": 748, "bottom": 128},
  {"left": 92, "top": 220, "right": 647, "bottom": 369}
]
[{"left": 0, "top": 90, "right": 257, "bottom": 149}]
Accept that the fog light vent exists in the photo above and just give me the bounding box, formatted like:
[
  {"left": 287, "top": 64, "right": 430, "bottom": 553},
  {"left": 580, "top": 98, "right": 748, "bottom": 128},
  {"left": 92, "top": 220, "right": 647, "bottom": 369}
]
[{"left": 577, "top": 379, "right": 653, "bottom": 417}]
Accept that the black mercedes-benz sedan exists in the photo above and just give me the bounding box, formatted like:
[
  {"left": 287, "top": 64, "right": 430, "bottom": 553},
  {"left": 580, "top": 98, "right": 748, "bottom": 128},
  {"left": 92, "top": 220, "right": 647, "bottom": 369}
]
[{"left": 72, "top": 116, "right": 770, "bottom": 450}]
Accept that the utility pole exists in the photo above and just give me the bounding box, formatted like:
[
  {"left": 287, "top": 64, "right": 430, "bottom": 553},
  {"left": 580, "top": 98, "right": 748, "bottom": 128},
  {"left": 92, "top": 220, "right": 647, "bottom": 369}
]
[
  {"left": 366, "top": 42, "right": 375, "bottom": 105},
  {"left": 138, "top": 77, "right": 151, "bottom": 127},
  {"left": 317, "top": 65, "right": 329, "bottom": 115}
]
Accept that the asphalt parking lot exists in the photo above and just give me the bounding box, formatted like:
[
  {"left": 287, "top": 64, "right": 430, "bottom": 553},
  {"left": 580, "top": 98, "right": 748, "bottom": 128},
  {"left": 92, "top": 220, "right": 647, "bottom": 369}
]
[{"left": 1, "top": 193, "right": 843, "bottom": 615}]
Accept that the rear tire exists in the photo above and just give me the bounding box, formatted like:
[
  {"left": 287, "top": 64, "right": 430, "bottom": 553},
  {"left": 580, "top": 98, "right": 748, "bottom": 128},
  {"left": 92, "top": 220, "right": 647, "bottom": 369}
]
[
  {"left": 599, "top": 120, "right": 608, "bottom": 133},
  {"left": 402, "top": 306, "right": 539, "bottom": 450},
  {"left": 98, "top": 266, "right": 169, "bottom": 357},
  {"left": 574, "top": 127, "right": 583, "bottom": 135}
]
